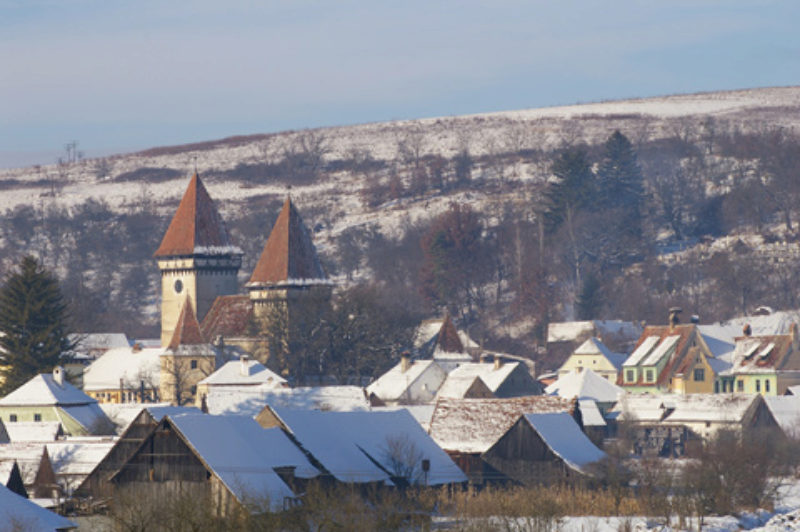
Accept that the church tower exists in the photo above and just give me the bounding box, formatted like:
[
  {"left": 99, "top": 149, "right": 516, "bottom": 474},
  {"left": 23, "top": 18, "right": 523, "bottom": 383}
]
[
  {"left": 246, "top": 197, "right": 331, "bottom": 344},
  {"left": 155, "top": 174, "right": 242, "bottom": 346}
]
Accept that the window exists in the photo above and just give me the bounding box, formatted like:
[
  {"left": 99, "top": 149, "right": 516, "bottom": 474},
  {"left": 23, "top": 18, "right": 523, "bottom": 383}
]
[
  {"left": 190, "top": 359, "right": 198, "bottom": 370},
  {"left": 34, "top": 413, "right": 41, "bottom": 422},
  {"left": 625, "top": 369, "right": 635, "bottom": 383},
  {"left": 756, "top": 380, "right": 761, "bottom": 392},
  {"left": 766, "top": 380, "right": 771, "bottom": 393},
  {"left": 8, "top": 414, "right": 16, "bottom": 422},
  {"left": 714, "top": 382, "right": 719, "bottom": 393},
  {"left": 693, "top": 368, "right": 705, "bottom": 382},
  {"left": 645, "top": 369, "right": 655, "bottom": 383},
  {"left": 737, "top": 380, "right": 744, "bottom": 392}
]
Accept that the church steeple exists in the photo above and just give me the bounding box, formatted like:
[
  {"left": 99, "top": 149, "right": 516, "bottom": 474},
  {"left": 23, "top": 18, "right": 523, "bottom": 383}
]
[
  {"left": 167, "top": 296, "right": 206, "bottom": 350},
  {"left": 247, "top": 197, "right": 327, "bottom": 287},
  {"left": 156, "top": 174, "right": 242, "bottom": 346}
]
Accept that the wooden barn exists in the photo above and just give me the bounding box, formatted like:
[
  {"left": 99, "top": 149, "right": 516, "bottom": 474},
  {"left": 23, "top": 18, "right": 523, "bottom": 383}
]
[
  {"left": 482, "top": 412, "right": 605, "bottom": 486},
  {"left": 107, "top": 414, "right": 317, "bottom": 514}
]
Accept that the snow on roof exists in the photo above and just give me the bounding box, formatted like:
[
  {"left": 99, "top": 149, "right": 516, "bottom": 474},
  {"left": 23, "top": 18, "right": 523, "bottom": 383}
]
[
  {"left": 6, "top": 422, "right": 62, "bottom": 442},
  {"left": 58, "top": 403, "right": 111, "bottom": 433},
  {"left": 436, "top": 362, "right": 518, "bottom": 399},
  {"left": 725, "top": 334, "right": 795, "bottom": 374},
  {"left": 428, "top": 396, "right": 576, "bottom": 454},
  {"left": 764, "top": 396, "right": 800, "bottom": 437},
  {"left": 698, "top": 331, "right": 735, "bottom": 359},
  {"left": 546, "top": 368, "right": 622, "bottom": 403},
  {"left": 167, "top": 414, "right": 307, "bottom": 509},
  {"left": 365, "top": 359, "right": 444, "bottom": 402},
  {"left": 0, "top": 373, "right": 96, "bottom": 407},
  {"left": 68, "top": 333, "right": 129, "bottom": 351},
  {"left": 0, "top": 444, "right": 47, "bottom": 485},
  {"left": 98, "top": 402, "right": 195, "bottom": 432},
  {"left": 271, "top": 407, "right": 466, "bottom": 485},
  {"left": 614, "top": 394, "right": 760, "bottom": 424},
  {"left": 207, "top": 385, "right": 369, "bottom": 416},
  {"left": 641, "top": 335, "right": 680, "bottom": 366},
  {"left": 371, "top": 405, "right": 436, "bottom": 432},
  {"left": 523, "top": 413, "right": 605, "bottom": 473},
  {"left": 0, "top": 484, "right": 76, "bottom": 531},
  {"left": 199, "top": 359, "right": 287, "bottom": 387},
  {"left": 699, "top": 310, "right": 800, "bottom": 344},
  {"left": 623, "top": 336, "right": 660, "bottom": 367},
  {"left": 788, "top": 385, "right": 800, "bottom": 396},
  {"left": 547, "top": 320, "right": 642, "bottom": 344},
  {"left": 574, "top": 337, "right": 622, "bottom": 364},
  {"left": 82, "top": 346, "right": 164, "bottom": 391},
  {"left": 578, "top": 400, "right": 606, "bottom": 427},
  {"left": 46, "top": 439, "right": 116, "bottom": 477},
  {"left": 0, "top": 461, "right": 16, "bottom": 485}
]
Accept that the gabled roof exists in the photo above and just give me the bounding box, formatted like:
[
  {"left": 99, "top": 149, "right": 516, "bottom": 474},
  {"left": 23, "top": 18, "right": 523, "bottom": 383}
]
[
  {"left": 83, "top": 346, "right": 164, "bottom": 391},
  {"left": 436, "top": 362, "right": 519, "bottom": 399},
  {"left": 164, "top": 414, "right": 315, "bottom": 508},
  {"left": 47, "top": 439, "right": 116, "bottom": 477},
  {"left": 269, "top": 407, "right": 466, "bottom": 485},
  {"left": 200, "top": 295, "right": 254, "bottom": 339},
  {"left": 6, "top": 422, "right": 63, "bottom": 442},
  {"left": 546, "top": 368, "right": 623, "bottom": 403},
  {"left": 365, "top": 359, "right": 445, "bottom": 403},
  {"left": 155, "top": 174, "right": 238, "bottom": 257},
  {"left": 764, "top": 395, "right": 800, "bottom": 437},
  {"left": 0, "top": 484, "right": 76, "bottom": 531},
  {"left": 726, "top": 333, "right": 798, "bottom": 374},
  {"left": 428, "top": 396, "right": 577, "bottom": 454},
  {"left": 247, "top": 197, "right": 326, "bottom": 286},
  {"left": 522, "top": 412, "right": 605, "bottom": 473},
  {"left": 614, "top": 393, "right": 764, "bottom": 424},
  {"left": 620, "top": 324, "right": 701, "bottom": 387},
  {"left": 207, "top": 385, "right": 370, "bottom": 417},
  {"left": 198, "top": 359, "right": 287, "bottom": 387},
  {"left": 0, "top": 373, "right": 96, "bottom": 407},
  {"left": 0, "top": 444, "right": 51, "bottom": 485},
  {"left": 168, "top": 297, "right": 206, "bottom": 350},
  {"left": 572, "top": 337, "right": 626, "bottom": 370}
]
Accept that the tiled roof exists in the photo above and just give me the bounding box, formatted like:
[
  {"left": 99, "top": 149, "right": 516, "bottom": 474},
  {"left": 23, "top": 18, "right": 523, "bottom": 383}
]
[
  {"left": 619, "top": 324, "right": 698, "bottom": 387},
  {"left": 428, "top": 396, "right": 577, "bottom": 454},
  {"left": 247, "top": 197, "right": 326, "bottom": 285},
  {"left": 200, "top": 295, "right": 254, "bottom": 339},
  {"left": 728, "top": 334, "right": 797, "bottom": 373},
  {"left": 168, "top": 298, "right": 206, "bottom": 349},
  {"left": 154, "top": 174, "right": 234, "bottom": 257}
]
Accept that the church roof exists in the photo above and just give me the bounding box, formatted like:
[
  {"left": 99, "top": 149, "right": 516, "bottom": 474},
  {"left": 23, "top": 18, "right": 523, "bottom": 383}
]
[
  {"left": 247, "top": 197, "right": 327, "bottom": 286},
  {"left": 154, "top": 174, "right": 237, "bottom": 257},
  {"left": 168, "top": 298, "right": 206, "bottom": 350},
  {"left": 200, "top": 295, "right": 254, "bottom": 339}
]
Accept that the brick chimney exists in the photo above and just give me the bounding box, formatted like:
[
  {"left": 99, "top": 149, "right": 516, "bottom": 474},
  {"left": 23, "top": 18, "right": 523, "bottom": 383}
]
[
  {"left": 400, "top": 351, "right": 411, "bottom": 373},
  {"left": 669, "top": 307, "right": 682, "bottom": 331},
  {"left": 743, "top": 324, "right": 752, "bottom": 337},
  {"left": 494, "top": 355, "right": 503, "bottom": 370}
]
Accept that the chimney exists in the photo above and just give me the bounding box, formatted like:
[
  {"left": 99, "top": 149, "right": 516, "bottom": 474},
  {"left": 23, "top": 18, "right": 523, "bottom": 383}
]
[
  {"left": 690, "top": 314, "right": 700, "bottom": 324},
  {"left": 240, "top": 355, "right": 250, "bottom": 377},
  {"left": 400, "top": 351, "right": 411, "bottom": 373},
  {"left": 132, "top": 343, "right": 142, "bottom": 353},
  {"left": 743, "top": 324, "right": 752, "bottom": 337},
  {"left": 480, "top": 353, "right": 492, "bottom": 364},
  {"left": 53, "top": 366, "right": 64, "bottom": 387},
  {"left": 791, "top": 323, "right": 799, "bottom": 350},
  {"left": 494, "top": 355, "right": 502, "bottom": 370},
  {"left": 669, "top": 307, "right": 682, "bottom": 330}
]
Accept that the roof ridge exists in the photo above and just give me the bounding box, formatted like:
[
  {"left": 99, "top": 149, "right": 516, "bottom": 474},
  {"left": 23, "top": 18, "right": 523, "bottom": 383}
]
[{"left": 168, "top": 297, "right": 206, "bottom": 349}]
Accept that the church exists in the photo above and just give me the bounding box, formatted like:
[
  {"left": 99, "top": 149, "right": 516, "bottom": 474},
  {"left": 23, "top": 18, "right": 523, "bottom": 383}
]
[{"left": 84, "top": 173, "right": 331, "bottom": 405}]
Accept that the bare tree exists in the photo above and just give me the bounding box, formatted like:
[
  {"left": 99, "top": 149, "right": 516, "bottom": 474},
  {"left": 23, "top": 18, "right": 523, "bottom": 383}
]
[{"left": 382, "top": 434, "right": 424, "bottom": 485}]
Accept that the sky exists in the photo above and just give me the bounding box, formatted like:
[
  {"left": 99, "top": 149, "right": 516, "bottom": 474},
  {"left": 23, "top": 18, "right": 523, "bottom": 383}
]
[{"left": 1, "top": 0, "right": 799, "bottom": 168}]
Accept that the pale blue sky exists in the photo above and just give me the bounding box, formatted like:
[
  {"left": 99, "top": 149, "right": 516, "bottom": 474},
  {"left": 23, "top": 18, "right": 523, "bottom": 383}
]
[{"left": 1, "top": 1, "right": 798, "bottom": 168}]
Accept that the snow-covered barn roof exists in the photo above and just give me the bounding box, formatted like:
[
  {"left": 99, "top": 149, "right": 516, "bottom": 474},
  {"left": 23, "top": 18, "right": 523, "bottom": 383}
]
[
  {"left": 613, "top": 393, "right": 763, "bottom": 424},
  {"left": 269, "top": 407, "right": 466, "bottom": 486},
  {"left": 365, "top": 359, "right": 444, "bottom": 402},
  {"left": 199, "top": 358, "right": 287, "bottom": 387},
  {"left": 82, "top": 346, "right": 164, "bottom": 391},
  {"left": 0, "top": 484, "right": 76, "bottom": 531},
  {"left": 428, "top": 396, "right": 576, "bottom": 454},
  {"left": 207, "top": 385, "right": 369, "bottom": 416},
  {"left": 546, "top": 368, "right": 622, "bottom": 403},
  {"left": 764, "top": 395, "right": 800, "bottom": 437},
  {"left": 522, "top": 413, "right": 605, "bottom": 473}
]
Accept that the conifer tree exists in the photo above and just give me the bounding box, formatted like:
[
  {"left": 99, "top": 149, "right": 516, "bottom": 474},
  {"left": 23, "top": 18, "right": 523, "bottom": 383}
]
[
  {"left": 544, "top": 146, "right": 595, "bottom": 232},
  {"left": 0, "top": 256, "right": 74, "bottom": 394},
  {"left": 597, "top": 130, "right": 645, "bottom": 234}
]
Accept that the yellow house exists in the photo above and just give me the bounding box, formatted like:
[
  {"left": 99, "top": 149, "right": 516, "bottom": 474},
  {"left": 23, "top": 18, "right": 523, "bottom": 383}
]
[{"left": 557, "top": 337, "right": 625, "bottom": 382}]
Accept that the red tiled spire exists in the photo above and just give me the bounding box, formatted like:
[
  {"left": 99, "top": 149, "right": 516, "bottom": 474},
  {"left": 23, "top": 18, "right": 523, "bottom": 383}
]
[
  {"left": 248, "top": 197, "right": 326, "bottom": 285},
  {"left": 168, "top": 297, "right": 206, "bottom": 350},
  {"left": 154, "top": 173, "right": 232, "bottom": 257},
  {"left": 437, "top": 314, "right": 464, "bottom": 353}
]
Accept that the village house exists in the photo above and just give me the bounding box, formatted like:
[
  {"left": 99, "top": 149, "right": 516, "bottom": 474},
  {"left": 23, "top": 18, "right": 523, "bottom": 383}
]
[
  {"left": 435, "top": 356, "right": 542, "bottom": 399},
  {"left": 619, "top": 310, "right": 726, "bottom": 395},
  {"left": 557, "top": 337, "right": 626, "bottom": 382},
  {"left": 546, "top": 367, "right": 623, "bottom": 410},
  {"left": 258, "top": 406, "right": 467, "bottom": 487},
  {"left": 427, "top": 396, "right": 580, "bottom": 484},
  {"left": 546, "top": 320, "right": 642, "bottom": 374},
  {"left": 0, "top": 367, "right": 112, "bottom": 435},
  {"left": 0, "top": 444, "right": 58, "bottom": 499},
  {"left": 82, "top": 343, "right": 163, "bottom": 404},
  {"left": 611, "top": 393, "right": 781, "bottom": 455},
  {"left": 108, "top": 414, "right": 318, "bottom": 514},
  {"left": 365, "top": 354, "right": 447, "bottom": 406},
  {"left": 413, "top": 314, "right": 475, "bottom": 371},
  {"left": 207, "top": 384, "right": 370, "bottom": 416},
  {"left": 482, "top": 412, "right": 605, "bottom": 486},
  {"left": 196, "top": 356, "right": 287, "bottom": 407},
  {"left": 718, "top": 324, "right": 800, "bottom": 395}
]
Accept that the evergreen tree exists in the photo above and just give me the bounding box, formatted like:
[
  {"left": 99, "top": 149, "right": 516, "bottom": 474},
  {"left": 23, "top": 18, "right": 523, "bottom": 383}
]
[
  {"left": 0, "top": 256, "right": 74, "bottom": 394},
  {"left": 576, "top": 273, "right": 603, "bottom": 320},
  {"left": 544, "top": 146, "right": 596, "bottom": 232},
  {"left": 597, "top": 130, "right": 645, "bottom": 234}
]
